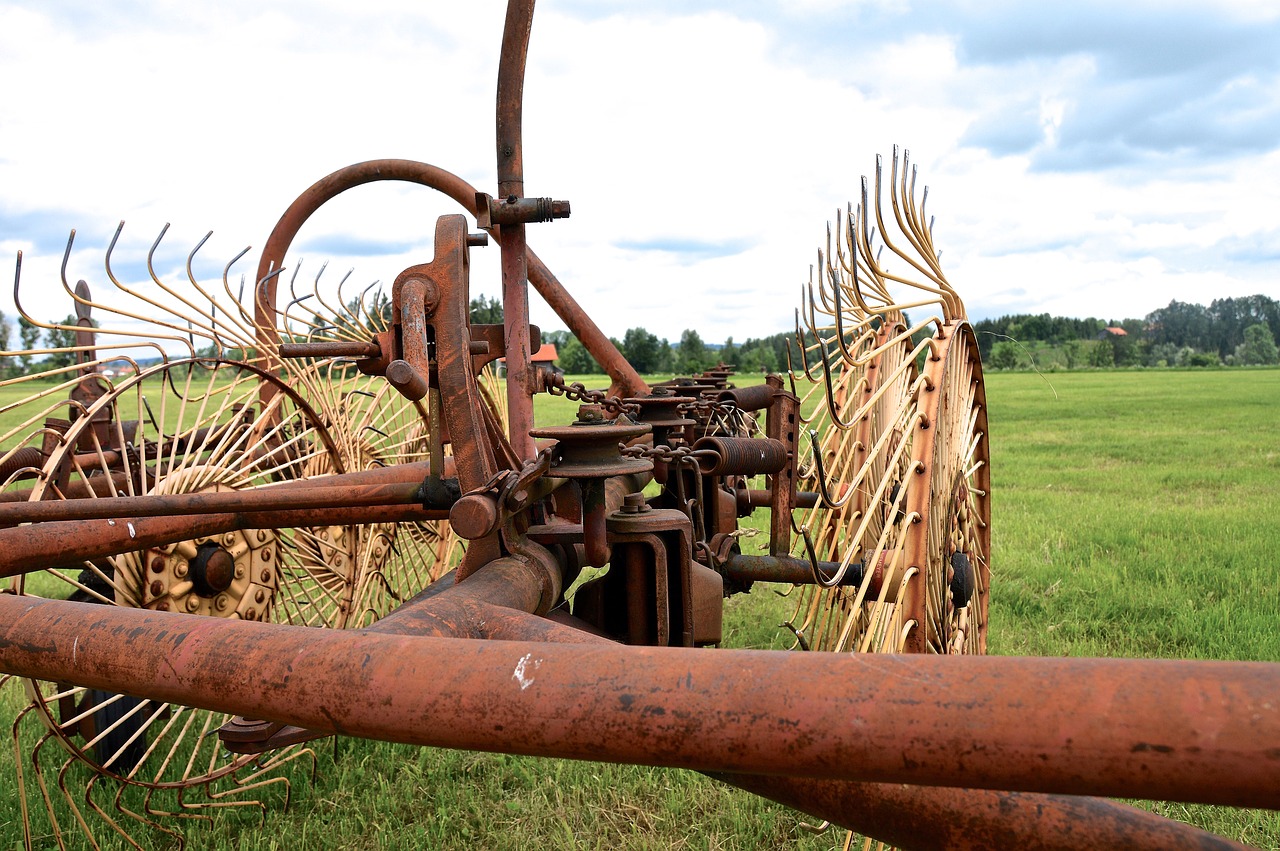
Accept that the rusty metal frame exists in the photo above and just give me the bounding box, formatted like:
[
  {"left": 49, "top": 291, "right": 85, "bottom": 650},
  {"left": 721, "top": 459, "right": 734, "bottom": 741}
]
[{"left": 1, "top": 2, "right": 1276, "bottom": 849}]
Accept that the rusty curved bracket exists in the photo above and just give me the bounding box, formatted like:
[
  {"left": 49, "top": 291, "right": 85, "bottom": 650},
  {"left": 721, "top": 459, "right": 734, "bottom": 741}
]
[{"left": 252, "top": 159, "right": 647, "bottom": 404}]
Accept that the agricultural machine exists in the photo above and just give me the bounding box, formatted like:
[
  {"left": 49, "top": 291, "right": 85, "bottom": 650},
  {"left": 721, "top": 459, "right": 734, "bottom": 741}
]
[{"left": 1, "top": 3, "right": 1276, "bottom": 848}]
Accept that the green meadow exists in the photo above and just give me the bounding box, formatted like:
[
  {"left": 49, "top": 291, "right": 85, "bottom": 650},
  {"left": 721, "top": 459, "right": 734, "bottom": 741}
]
[{"left": 1, "top": 367, "right": 1278, "bottom": 849}]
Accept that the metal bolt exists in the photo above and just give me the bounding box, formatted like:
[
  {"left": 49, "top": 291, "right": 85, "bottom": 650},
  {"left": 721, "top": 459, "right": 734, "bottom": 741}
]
[
  {"left": 185, "top": 596, "right": 200, "bottom": 612},
  {"left": 621, "top": 492, "right": 650, "bottom": 514},
  {"left": 261, "top": 569, "right": 273, "bottom": 583},
  {"left": 576, "top": 404, "right": 606, "bottom": 424},
  {"left": 255, "top": 589, "right": 266, "bottom": 604},
  {"left": 150, "top": 580, "right": 164, "bottom": 596},
  {"left": 150, "top": 556, "right": 166, "bottom": 573}
]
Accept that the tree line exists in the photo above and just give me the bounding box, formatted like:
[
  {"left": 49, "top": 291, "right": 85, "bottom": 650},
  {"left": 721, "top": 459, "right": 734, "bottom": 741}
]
[{"left": 975, "top": 294, "right": 1280, "bottom": 369}]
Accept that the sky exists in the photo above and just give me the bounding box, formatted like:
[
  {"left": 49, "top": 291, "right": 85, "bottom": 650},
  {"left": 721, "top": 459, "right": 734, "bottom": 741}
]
[{"left": 1, "top": 0, "right": 1278, "bottom": 349}]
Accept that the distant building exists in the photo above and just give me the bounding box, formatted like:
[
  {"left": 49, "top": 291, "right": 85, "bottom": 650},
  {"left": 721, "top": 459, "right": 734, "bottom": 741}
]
[
  {"left": 497, "top": 343, "right": 560, "bottom": 376},
  {"left": 1099, "top": 326, "right": 1128, "bottom": 339}
]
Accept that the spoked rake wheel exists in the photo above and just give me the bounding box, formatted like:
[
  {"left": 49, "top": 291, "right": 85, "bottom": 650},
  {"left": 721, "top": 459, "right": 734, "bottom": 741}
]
[
  {"left": 7, "top": 358, "right": 357, "bottom": 844},
  {"left": 784, "top": 149, "right": 990, "bottom": 657}
]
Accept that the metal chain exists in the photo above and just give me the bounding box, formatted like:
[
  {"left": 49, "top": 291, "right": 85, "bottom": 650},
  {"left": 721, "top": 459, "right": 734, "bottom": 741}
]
[
  {"left": 544, "top": 375, "right": 639, "bottom": 417},
  {"left": 619, "top": 443, "right": 716, "bottom": 466}
]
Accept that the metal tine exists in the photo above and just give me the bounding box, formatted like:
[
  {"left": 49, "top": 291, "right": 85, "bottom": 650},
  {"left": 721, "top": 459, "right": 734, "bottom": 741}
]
[
  {"left": 882, "top": 150, "right": 963, "bottom": 320},
  {"left": 99, "top": 222, "right": 200, "bottom": 358},
  {"left": 310, "top": 263, "right": 360, "bottom": 337},
  {"left": 144, "top": 224, "right": 226, "bottom": 352},
  {"left": 804, "top": 428, "right": 855, "bottom": 507},
  {"left": 218, "top": 246, "right": 257, "bottom": 332},
  {"left": 792, "top": 304, "right": 822, "bottom": 382},
  {"left": 879, "top": 150, "right": 949, "bottom": 291},
  {"left": 185, "top": 231, "right": 255, "bottom": 354},
  {"left": 11, "top": 248, "right": 168, "bottom": 377},
  {"left": 898, "top": 154, "right": 956, "bottom": 318}
]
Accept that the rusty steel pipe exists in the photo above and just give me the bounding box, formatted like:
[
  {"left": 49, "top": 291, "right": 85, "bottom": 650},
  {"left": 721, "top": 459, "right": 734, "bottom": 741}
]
[
  {"left": 1, "top": 595, "right": 1277, "bottom": 810},
  {"left": 495, "top": 0, "right": 538, "bottom": 461},
  {"left": 710, "top": 773, "right": 1253, "bottom": 851},
  {"left": 0, "top": 503, "right": 448, "bottom": 580},
  {"left": 0, "top": 480, "right": 424, "bottom": 525}
]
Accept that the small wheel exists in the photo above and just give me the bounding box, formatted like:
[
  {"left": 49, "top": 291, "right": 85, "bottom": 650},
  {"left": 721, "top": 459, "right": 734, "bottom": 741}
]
[{"left": 12, "top": 358, "right": 347, "bottom": 790}]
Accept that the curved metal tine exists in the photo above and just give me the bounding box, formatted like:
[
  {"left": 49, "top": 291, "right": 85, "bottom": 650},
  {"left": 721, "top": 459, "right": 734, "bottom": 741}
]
[
  {"left": 899, "top": 154, "right": 960, "bottom": 318},
  {"left": 186, "top": 231, "right": 247, "bottom": 354},
  {"left": 356, "top": 281, "right": 387, "bottom": 331},
  {"left": 878, "top": 150, "right": 947, "bottom": 290},
  {"left": 100, "top": 222, "right": 199, "bottom": 357},
  {"left": 145, "top": 224, "right": 222, "bottom": 349},
  {"left": 799, "top": 524, "right": 847, "bottom": 589},
  {"left": 220, "top": 246, "right": 256, "bottom": 329},
  {"left": 13, "top": 238, "right": 70, "bottom": 331},
  {"left": 792, "top": 305, "right": 822, "bottom": 382},
  {"left": 328, "top": 268, "right": 365, "bottom": 336},
  {"left": 311, "top": 263, "right": 358, "bottom": 335},
  {"left": 806, "top": 428, "right": 855, "bottom": 508},
  {"left": 251, "top": 266, "right": 291, "bottom": 340},
  {"left": 847, "top": 201, "right": 884, "bottom": 314},
  {"left": 874, "top": 154, "right": 957, "bottom": 319}
]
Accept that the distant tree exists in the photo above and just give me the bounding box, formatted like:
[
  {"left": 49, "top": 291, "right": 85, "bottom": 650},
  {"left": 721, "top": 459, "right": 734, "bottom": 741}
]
[
  {"left": 988, "top": 341, "right": 1019, "bottom": 370},
  {"left": 621, "top": 327, "right": 663, "bottom": 373},
  {"left": 656, "top": 339, "right": 674, "bottom": 373},
  {"left": 558, "top": 335, "right": 601, "bottom": 374},
  {"left": 15, "top": 316, "right": 41, "bottom": 375},
  {"left": 0, "top": 310, "right": 8, "bottom": 353},
  {"left": 676, "top": 329, "right": 708, "bottom": 375},
  {"left": 469, "top": 295, "right": 503, "bottom": 325},
  {"left": 1087, "top": 339, "right": 1115, "bottom": 368},
  {"left": 44, "top": 317, "right": 81, "bottom": 373},
  {"left": 1236, "top": 323, "right": 1279, "bottom": 365},
  {"left": 720, "top": 336, "right": 738, "bottom": 366}
]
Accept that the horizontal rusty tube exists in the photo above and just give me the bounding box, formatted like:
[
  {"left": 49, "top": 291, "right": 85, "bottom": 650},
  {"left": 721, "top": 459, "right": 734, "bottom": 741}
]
[
  {"left": 0, "top": 503, "right": 449, "bottom": 579},
  {"left": 710, "top": 773, "right": 1252, "bottom": 851},
  {"left": 736, "top": 489, "right": 819, "bottom": 511},
  {"left": 278, "top": 340, "right": 383, "bottom": 359},
  {"left": 1, "top": 595, "right": 1276, "bottom": 810},
  {"left": 721, "top": 553, "right": 863, "bottom": 587},
  {"left": 0, "top": 480, "right": 425, "bottom": 525}
]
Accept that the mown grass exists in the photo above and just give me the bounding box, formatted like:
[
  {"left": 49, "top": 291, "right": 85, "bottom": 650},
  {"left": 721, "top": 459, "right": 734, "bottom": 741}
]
[{"left": 2, "top": 368, "right": 1279, "bottom": 849}]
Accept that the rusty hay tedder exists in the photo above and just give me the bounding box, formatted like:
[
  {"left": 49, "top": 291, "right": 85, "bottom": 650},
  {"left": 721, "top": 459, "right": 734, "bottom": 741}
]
[{"left": 0, "top": 3, "right": 1276, "bottom": 849}]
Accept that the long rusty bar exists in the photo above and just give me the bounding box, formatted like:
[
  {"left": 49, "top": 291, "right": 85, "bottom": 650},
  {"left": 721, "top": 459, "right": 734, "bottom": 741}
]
[
  {"left": 0, "top": 480, "right": 424, "bottom": 525},
  {"left": 0, "top": 504, "right": 449, "bottom": 580},
  {"left": 711, "top": 773, "right": 1252, "bottom": 851},
  {"left": 495, "top": 0, "right": 537, "bottom": 461},
  {"left": 1, "top": 594, "right": 1276, "bottom": 809}
]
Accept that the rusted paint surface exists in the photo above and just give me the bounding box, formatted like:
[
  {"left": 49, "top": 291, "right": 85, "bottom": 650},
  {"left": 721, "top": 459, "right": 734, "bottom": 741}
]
[
  {"left": 1, "top": 594, "right": 1276, "bottom": 810},
  {"left": 711, "top": 773, "right": 1255, "bottom": 851}
]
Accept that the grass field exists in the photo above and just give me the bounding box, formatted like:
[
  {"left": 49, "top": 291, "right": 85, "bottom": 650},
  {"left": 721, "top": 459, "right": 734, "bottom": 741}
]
[{"left": 2, "top": 367, "right": 1278, "bottom": 849}]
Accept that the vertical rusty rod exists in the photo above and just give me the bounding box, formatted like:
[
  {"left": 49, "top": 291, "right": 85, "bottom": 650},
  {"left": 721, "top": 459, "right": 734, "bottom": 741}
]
[{"left": 496, "top": 0, "right": 537, "bottom": 461}]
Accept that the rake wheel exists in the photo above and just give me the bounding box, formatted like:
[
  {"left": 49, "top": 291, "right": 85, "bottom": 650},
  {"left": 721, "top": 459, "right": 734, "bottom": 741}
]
[{"left": 7, "top": 358, "right": 347, "bottom": 836}]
